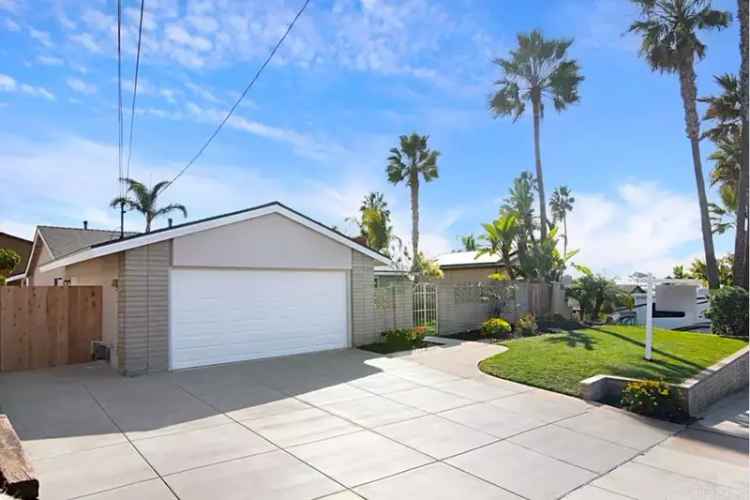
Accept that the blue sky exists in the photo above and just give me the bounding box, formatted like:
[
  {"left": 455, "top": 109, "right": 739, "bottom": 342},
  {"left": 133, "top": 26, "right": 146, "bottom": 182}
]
[{"left": 0, "top": 0, "right": 741, "bottom": 278}]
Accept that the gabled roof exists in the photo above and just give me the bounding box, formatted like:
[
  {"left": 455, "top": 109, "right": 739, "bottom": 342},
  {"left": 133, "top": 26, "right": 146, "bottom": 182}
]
[
  {"left": 0, "top": 231, "right": 32, "bottom": 244},
  {"left": 39, "top": 202, "right": 391, "bottom": 273},
  {"left": 38, "top": 226, "right": 138, "bottom": 259}
]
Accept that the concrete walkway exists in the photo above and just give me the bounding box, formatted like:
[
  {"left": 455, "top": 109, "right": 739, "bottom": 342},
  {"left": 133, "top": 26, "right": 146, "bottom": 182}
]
[
  {"left": 690, "top": 387, "right": 749, "bottom": 439},
  {"left": 0, "top": 339, "right": 746, "bottom": 500}
]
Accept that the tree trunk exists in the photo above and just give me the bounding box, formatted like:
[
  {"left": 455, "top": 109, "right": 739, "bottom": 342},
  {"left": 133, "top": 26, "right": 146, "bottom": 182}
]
[
  {"left": 563, "top": 214, "right": 568, "bottom": 256},
  {"left": 410, "top": 172, "right": 420, "bottom": 272},
  {"left": 734, "top": 0, "right": 749, "bottom": 289},
  {"left": 678, "top": 60, "right": 720, "bottom": 289},
  {"left": 531, "top": 95, "right": 548, "bottom": 240}
]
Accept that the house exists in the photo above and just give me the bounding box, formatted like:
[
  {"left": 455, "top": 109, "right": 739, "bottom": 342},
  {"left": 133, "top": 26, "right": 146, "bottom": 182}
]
[
  {"left": 435, "top": 251, "right": 509, "bottom": 283},
  {"left": 0, "top": 232, "right": 32, "bottom": 279},
  {"left": 29, "top": 202, "right": 391, "bottom": 375}
]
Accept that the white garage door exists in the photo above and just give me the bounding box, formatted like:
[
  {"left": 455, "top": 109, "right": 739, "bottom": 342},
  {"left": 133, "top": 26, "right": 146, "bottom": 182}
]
[{"left": 170, "top": 268, "right": 348, "bottom": 369}]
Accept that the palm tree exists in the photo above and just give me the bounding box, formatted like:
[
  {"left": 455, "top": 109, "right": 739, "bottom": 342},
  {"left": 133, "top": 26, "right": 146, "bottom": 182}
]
[
  {"left": 629, "top": 0, "right": 730, "bottom": 290},
  {"left": 489, "top": 30, "right": 583, "bottom": 239},
  {"left": 477, "top": 213, "right": 519, "bottom": 280},
  {"left": 387, "top": 133, "right": 440, "bottom": 270},
  {"left": 460, "top": 234, "right": 477, "bottom": 251},
  {"left": 549, "top": 185, "right": 575, "bottom": 256},
  {"left": 110, "top": 178, "right": 187, "bottom": 232},
  {"left": 630, "top": 0, "right": 731, "bottom": 288},
  {"left": 737, "top": 0, "right": 749, "bottom": 289},
  {"left": 348, "top": 192, "right": 397, "bottom": 255}
]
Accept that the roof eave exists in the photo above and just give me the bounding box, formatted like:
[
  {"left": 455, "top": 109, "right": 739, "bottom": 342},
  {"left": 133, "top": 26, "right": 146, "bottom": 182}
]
[{"left": 39, "top": 203, "right": 391, "bottom": 273}]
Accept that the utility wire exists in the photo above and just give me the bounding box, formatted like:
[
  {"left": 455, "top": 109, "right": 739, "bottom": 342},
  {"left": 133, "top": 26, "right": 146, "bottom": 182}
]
[
  {"left": 125, "top": 0, "right": 146, "bottom": 181},
  {"left": 162, "top": 0, "right": 311, "bottom": 193},
  {"left": 116, "top": 0, "right": 123, "bottom": 193},
  {"left": 116, "top": 0, "right": 125, "bottom": 236}
]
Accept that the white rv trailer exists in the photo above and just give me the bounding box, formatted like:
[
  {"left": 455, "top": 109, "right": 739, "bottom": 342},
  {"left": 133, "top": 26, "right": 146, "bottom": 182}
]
[{"left": 612, "top": 279, "right": 710, "bottom": 330}]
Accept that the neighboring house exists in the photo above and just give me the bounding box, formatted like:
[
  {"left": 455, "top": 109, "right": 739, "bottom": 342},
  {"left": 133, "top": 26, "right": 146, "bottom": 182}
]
[
  {"left": 435, "top": 251, "right": 509, "bottom": 283},
  {"left": 0, "top": 232, "right": 32, "bottom": 279},
  {"left": 33, "top": 202, "right": 391, "bottom": 375}
]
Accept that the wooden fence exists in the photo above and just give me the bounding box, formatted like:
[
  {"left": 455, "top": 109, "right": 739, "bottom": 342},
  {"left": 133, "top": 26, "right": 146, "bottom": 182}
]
[{"left": 0, "top": 286, "right": 102, "bottom": 372}]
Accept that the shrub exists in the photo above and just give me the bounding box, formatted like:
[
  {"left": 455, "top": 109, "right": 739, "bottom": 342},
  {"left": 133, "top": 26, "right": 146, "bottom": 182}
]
[
  {"left": 480, "top": 318, "right": 512, "bottom": 338},
  {"left": 621, "top": 380, "right": 685, "bottom": 421},
  {"left": 515, "top": 313, "right": 538, "bottom": 336},
  {"left": 382, "top": 327, "right": 426, "bottom": 351},
  {"left": 707, "top": 286, "right": 749, "bottom": 338}
]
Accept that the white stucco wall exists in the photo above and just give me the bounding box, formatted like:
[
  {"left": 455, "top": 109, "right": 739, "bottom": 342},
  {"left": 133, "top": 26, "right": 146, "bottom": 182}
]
[
  {"left": 29, "top": 244, "right": 62, "bottom": 286},
  {"left": 65, "top": 253, "right": 121, "bottom": 367},
  {"left": 172, "top": 213, "right": 353, "bottom": 270}
]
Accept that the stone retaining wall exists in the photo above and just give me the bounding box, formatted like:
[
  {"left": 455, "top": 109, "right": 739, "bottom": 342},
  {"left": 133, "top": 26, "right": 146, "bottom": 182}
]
[{"left": 580, "top": 347, "right": 749, "bottom": 417}]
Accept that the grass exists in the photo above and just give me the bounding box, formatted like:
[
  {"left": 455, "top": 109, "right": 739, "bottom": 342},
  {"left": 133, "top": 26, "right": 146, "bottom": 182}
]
[{"left": 479, "top": 325, "right": 747, "bottom": 397}]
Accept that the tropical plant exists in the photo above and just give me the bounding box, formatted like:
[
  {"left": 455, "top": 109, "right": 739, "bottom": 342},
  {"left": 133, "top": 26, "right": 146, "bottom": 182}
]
[
  {"left": 700, "top": 72, "right": 748, "bottom": 288},
  {"left": 110, "top": 178, "right": 187, "bottom": 232},
  {"left": 386, "top": 133, "right": 440, "bottom": 270},
  {"left": 566, "top": 264, "right": 628, "bottom": 321},
  {"left": 490, "top": 31, "right": 583, "bottom": 239},
  {"left": 689, "top": 255, "right": 734, "bottom": 286},
  {"left": 629, "top": 0, "right": 731, "bottom": 289},
  {"left": 501, "top": 172, "right": 537, "bottom": 263},
  {"left": 671, "top": 264, "right": 688, "bottom": 279},
  {"left": 348, "top": 192, "right": 397, "bottom": 255},
  {"left": 477, "top": 213, "right": 519, "bottom": 280},
  {"left": 518, "top": 225, "right": 577, "bottom": 282},
  {"left": 549, "top": 185, "right": 575, "bottom": 255},
  {"left": 0, "top": 248, "right": 21, "bottom": 280},
  {"left": 460, "top": 234, "right": 478, "bottom": 251},
  {"left": 412, "top": 252, "right": 444, "bottom": 280}
]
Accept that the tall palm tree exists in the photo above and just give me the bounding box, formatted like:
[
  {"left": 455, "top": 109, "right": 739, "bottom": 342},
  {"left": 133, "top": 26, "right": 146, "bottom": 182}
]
[
  {"left": 549, "top": 185, "right": 575, "bottom": 256},
  {"left": 489, "top": 30, "right": 583, "bottom": 239},
  {"left": 629, "top": 0, "right": 730, "bottom": 290},
  {"left": 387, "top": 133, "right": 440, "bottom": 270},
  {"left": 737, "top": 0, "right": 749, "bottom": 289},
  {"left": 110, "top": 178, "right": 187, "bottom": 232}
]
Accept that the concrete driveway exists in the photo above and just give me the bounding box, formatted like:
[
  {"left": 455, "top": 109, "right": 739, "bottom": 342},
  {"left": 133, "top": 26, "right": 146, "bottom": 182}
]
[{"left": 0, "top": 339, "right": 747, "bottom": 500}]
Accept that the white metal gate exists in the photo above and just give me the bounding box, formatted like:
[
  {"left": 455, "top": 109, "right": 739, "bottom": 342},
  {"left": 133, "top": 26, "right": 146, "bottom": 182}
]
[{"left": 413, "top": 283, "right": 438, "bottom": 335}]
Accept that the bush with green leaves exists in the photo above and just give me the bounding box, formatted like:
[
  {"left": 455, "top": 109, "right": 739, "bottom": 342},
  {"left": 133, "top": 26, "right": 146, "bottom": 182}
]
[
  {"left": 382, "top": 327, "right": 427, "bottom": 351},
  {"left": 0, "top": 248, "right": 21, "bottom": 279},
  {"left": 621, "top": 380, "right": 685, "bottom": 421},
  {"left": 515, "top": 313, "right": 538, "bottom": 336},
  {"left": 480, "top": 318, "right": 512, "bottom": 338},
  {"left": 707, "top": 286, "right": 749, "bottom": 338},
  {"left": 566, "top": 264, "right": 630, "bottom": 321}
]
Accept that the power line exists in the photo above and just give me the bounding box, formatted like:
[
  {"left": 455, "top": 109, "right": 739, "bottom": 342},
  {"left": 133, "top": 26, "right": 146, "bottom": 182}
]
[
  {"left": 116, "top": 0, "right": 125, "bottom": 237},
  {"left": 162, "top": 0, "right": 312, "bottom": 194},
  {"left": 125, "top": 0, "right": 146, "bottom": 181}
]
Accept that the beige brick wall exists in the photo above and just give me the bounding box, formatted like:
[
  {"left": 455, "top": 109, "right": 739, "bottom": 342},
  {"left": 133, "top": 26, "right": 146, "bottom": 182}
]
[
  {"left": 118, "top": 240, "right": 170, "bottom": 375},
  {"left": 351, "top": 250, "right": 378, "bottom": 345},
  {"left": 375, "top": 284, "right": 414, "bottom": 332}
]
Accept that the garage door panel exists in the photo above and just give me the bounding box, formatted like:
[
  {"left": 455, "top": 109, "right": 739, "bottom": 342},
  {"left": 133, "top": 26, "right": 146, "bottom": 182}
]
[{"left": 170, "top": 269, "right": 348, "bottom": 369}]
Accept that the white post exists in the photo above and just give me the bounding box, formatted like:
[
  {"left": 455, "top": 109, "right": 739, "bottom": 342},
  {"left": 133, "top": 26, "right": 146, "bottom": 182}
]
[{"left": 645, "top": 273, "right": 654, "bottom": 361}]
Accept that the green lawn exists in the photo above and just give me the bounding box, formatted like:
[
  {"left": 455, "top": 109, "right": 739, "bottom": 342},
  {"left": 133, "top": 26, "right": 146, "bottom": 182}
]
[{"left": 479, "top": 326, "right": 747, "bottom": 397}]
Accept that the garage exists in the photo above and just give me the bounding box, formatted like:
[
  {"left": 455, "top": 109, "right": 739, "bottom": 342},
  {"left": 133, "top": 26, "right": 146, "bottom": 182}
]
[
  {"left": 37, "top": 202, "right": 391, "bottom": 375},
  {"left": 170, "top": 268, "right": 348, "bottom": 369}
]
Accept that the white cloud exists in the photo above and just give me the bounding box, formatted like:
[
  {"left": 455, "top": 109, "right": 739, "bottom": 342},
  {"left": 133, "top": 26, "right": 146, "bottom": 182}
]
[
  {"left": 37, "top": 55, "right": 64, "bottom": 66},
  {"left": 3, "top": 17, "right": 20, "bottom": 31},
  {"left": 0, "top": 220, "right": 35, "bottom": 240},
  {"left": 184, "top": 81, "right": 220, "bottom": 103},
  {"left": 0, "top": 73, "right": 55, "bottom": 100},
  {"left": 0, "top": 0, "right": 19, "bottom": 13},
  {"left": 165, "top": 23, "right": 212, "bottom": 52},
  {"left": 70, "top": 32, "right": 104, "bottom": 53},
  {"left": 28, "top": 27, "right": 52, "bottom": 47},
  {"left": 66, "top": 77, "right": 97, "bottom": 95},
  {"left": 566, "top": 182, "right": 705, "bottom": 279}
]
